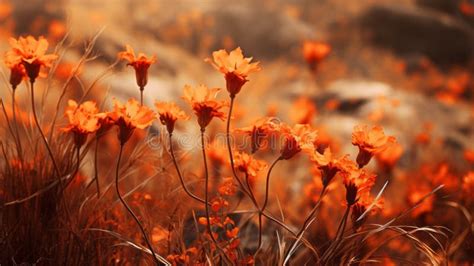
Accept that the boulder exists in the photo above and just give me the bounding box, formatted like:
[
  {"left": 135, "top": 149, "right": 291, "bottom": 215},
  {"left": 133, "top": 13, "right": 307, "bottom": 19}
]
[{"left": 360, "top": 4, "right": 474, "bottom": 66}]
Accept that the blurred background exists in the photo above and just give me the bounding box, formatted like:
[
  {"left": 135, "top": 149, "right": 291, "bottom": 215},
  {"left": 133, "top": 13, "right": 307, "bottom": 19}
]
[{"left": 1, "top": 0, "right": 473, "bottom": 167}]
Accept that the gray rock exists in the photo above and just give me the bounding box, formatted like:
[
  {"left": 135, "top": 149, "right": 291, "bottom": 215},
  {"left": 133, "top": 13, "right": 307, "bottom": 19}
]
[{"left": 360, "top": 4, "right": 474, "bottom": 66}]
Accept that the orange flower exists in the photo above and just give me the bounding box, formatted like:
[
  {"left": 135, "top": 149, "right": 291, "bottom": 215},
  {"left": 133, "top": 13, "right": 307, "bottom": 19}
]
[
  {"left": 460, "top": 1, "right": 474, "bottom": 16},
  {"left": 280, "top": 124, "right": 318, "bottom": 160},
  {"left": 375, "top": 140, "right": 403, "bottom": 170},
  {"left": 233, "top": 151, "right": 267, "bottom": 183},
  {"left": 340, "top": 160, "right": 376, "bottom": 206},
  {"left": 3, "top": 55, "right": 26, "bottom": 89},
  {"left": 118, "top": 44, "right": 156, "bottom": 89},
  {"left": 206, "top": 47, "right": 261, "bottom": 97},
  {"left": 235, "top": 117, "right": 280, "bottom": 153},
  {"left": 352, "top": 125, "right": 395, "bottom": 167},
  {"left": 62, "top": 100, "right": 101, "bottom": 146},
  {"left": 211, "top": 197, "right": 229, "bottom": 212},
  {"left": 182, "top": 84, "right": 227, "bottom": 130},
  {"left": 311, "top": 148, "right": 347, "bottom": 186},
  {"left": 226, "top": 227, "right": 239, "bottom": 239},
  {"left": 96, "top": 112, "right": 115, "bottom": 136},
  {"left": 218, "top": 178, "right": 237, "bottom": 196},
  {"left": 154, "top": 101, "right": 188, "bottom": 134},
  {"left": 6, "top": 36, "right": 58, "bottom": 82},
  {"left": 109, "top": 98, "right": 155, "bottom": 144},
  {"left": 302, "top": 40, "right": 331, "bottom": 71},
  {"left": 290, "top": 97, "right": 317, "bottom": 124},
  {"left": 464, "top": 149, "right": 474, "bottom": 164}
]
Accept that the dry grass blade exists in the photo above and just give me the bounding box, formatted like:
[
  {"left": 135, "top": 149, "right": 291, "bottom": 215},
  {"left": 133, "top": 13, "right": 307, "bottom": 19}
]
[
  {"left": 356, "top": 180, "right": 389, "bottom": 223},
  {"left": 362, "top": 184, "right": 444, "bottom": 242},
  {"left": 87, "top": 228, "right": 171, "bottom": 265}
]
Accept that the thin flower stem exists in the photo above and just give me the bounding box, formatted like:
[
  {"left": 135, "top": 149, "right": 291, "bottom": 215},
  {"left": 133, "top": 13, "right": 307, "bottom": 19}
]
[
  {"left": 115, "top": 143, "right": 161, "bottom": 265},
  {"left": 321, "top": 205, "right": 351, "bottom": 263},
  {"left": 244, "top": 173, "right": 259, "bottom": 209},
  {"left": 30, "top": 79, "right": 71, "bottom": 222},
  {"left": 285, "top": 186, "right": 328, "bottom": 261},
  {"left": 65, "top": 144, "right": 81, "bottom": 188},
  {"left": 201, "top": 129, "right": 233, "bottom": 265},
  {"left": 201, "top": 129, "right": 220, "bottom": 245},
  {"left": 76, "top": 145, "right": 80, "bottom": 173},
  {"left": 140, "top": 87, "right": 144, "bottom": 106},
  {"left": 93, "top": 136, "right": 101, "bottom": 198},
  {"left": 226, "top": 95, "right": 295, "bottom": 254},
  {"left": 296, "top": 186, "right": 327, "bottom": 237},
  {"left": 225, "top": 96, "right": 252, "bottom": 199},
  {"left": 169, "top": 133, "right": 208, "bottom": 205},
  {"left": 11, "top": 88, "right": 23, "bottom": 159},
  {"left": 256, "top": 157, "right": 281, "bottom": 252},
  {"left": 261, "top": 157, "right": 281, "bottom": 212},
  {"left": 30, "top": 81, "right": 61, "bottom": 179}
]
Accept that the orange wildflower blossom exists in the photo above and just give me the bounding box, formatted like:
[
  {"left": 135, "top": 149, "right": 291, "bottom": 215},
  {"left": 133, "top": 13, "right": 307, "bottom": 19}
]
[
  {"left": 3, "top": 55, "right": 26, "bottom": 89},
  {"left": 118, "top": 45, "right": 156, "bottom": 90},
  {"left": 234, "top": 117, "right": 280, "bottom": 153},
  {"left": 376, "top": 140, "right": 403, "bottom": 171},
  {"left": 155, "top": 101, "right": 189, "bottom": 134},
  {"left": 96, "top": 111, "right": 115, "bottom": 136},
  {"left": 290, "top": 97, "right": 317, "bottom": 124},
  {"left": 280, "top": 124, "right": 318, "bottom": 160},
  {"left": 460, "top": 1, "right": 474, "bottom": 16},
  {"left": 182, "top": 84, "right": 227, "bottom": 130},
  {"left": 233, "top": 151, "right": 267, "bottom": 187},
  {"left": 340, "top": 160, "right": 376, "bottom": 206},
  {"left": 6, "top": 36, "right": 58, "bottom": 83},
  {"left": 206, "top": 47, "right": 261, "bottom": 97},
  {"left": 218, "top": 178, "right": 238, "bottom": 196},
  {"left": 302, "top": 40, "right": 331, "bottom": 71},
  {"left": 210, "top": 197, "right": 230, "bottom": 212},
  {"left": 109, "top": 98, "right": 155, "bottom": 144},
  {"left": 464, "top": 149, "right": 474, "bottom": 164},
  {"left": 311, "top": 148, "right": 348, "bottom": 186},
  {"left": 352, "top": 125, "right": 395, "bottom": 168},
  {"left": 62, "top": 100, "right": 101, "bottom": 147}
]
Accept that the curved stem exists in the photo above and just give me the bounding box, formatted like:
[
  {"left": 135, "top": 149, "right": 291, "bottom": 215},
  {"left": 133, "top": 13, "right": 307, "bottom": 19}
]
[
  {"left": 30, "top": 81, "right": 61, "bottom": 179},
  {"left": 225, "top": 96, "right": 252, "bottom": 199},
  {"left": 169, "top": 133, "right": 208, "bottom": 205},
  {"left": 66, "top": 144, "right": 82, "bottom": 188},
  {"left": 244, "top": 173, "right": 259, "bottom": 209},
  {"left": 261, "top": 157, "right": 281, "bottom": 212},
  {"left": 256, "top": 157, "right": 281, "bottom": 252},
  {"left": 201, "top": 129, "right": 233, "bottom": 265},
  {"left": 201, "top": 130, "right": 219, "bottom": 245},
  {"left": 296, "top": 186, "right": 327, "bottom": 237},
  {"left": 115, "top": 144, "right": 161, "bottom": 265}
]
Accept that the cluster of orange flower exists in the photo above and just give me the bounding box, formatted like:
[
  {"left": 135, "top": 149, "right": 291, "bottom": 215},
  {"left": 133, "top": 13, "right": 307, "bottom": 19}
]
[{"left": 5, "top": 34, "right": 460, "bottom": 265}]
